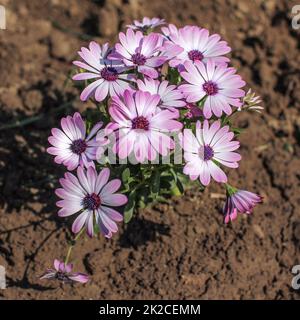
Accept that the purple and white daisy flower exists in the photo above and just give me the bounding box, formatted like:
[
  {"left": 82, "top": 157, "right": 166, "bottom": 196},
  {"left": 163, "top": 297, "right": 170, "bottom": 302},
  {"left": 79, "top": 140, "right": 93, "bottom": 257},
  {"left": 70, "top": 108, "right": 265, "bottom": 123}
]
[
  {"left": 56, "top": 166, "right": 127, "bottom": 238},
  {"left": 180, "top": 120, "right": 241, "bottom": 186},
  {"left": 72, "top": 41, "right": 135, "bottom": 102},
  {"left": 47, "top": 112, "right": 108, "bottom": 171},
  {"left": 165, "top": 25, "right": 231, "bottom": 69},
  {"left": 137, "top": 78, "right": 186, "bottom": 111},
  {"left": 179, "top": 60, "right": 246, "bottom": 118},
  {"left": 40, "top": 259, "right": 89, "bottom": 284},
  {"left": 110, "top": 29, "right": 167, "bottom": 79},
  {"left": 223, "top": 187, "right": 263, "bottom": 224},
  {"left": 107, "top": 89, "right": 183, "bottom": 163},
  {"left": 127, "top": 17, "right": 165, "bottom": 32}
]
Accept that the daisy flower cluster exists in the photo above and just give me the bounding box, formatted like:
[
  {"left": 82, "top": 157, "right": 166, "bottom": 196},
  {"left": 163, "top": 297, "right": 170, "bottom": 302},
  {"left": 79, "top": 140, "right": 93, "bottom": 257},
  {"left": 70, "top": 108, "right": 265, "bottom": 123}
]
[{"left": 42, "top": 18, "right": 263, "bottom": 284}]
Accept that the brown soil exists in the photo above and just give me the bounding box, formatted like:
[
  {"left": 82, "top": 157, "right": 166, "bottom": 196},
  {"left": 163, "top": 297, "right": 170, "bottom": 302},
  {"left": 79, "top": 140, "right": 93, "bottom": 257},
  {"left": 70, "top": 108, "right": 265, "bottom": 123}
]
[{"left": 0, "top": 0, "right": 300, "bottom": 300}]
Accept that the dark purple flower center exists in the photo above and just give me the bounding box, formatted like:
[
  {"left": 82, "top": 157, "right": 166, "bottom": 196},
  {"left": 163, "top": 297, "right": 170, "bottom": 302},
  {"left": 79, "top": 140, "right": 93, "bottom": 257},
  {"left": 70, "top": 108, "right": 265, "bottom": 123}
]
[
  {"left": 100, "top": 67, "right": 118, "bottom": 81},
  {"left": 131, "top": 116, "right": 149, "bottom": 130},
  {"left": 83, "top": 193, "right": 101, "bottom": 210},
  {"left": 203, "top": 81, "right": 219, "bottom": 96},
  {"left": 199, "top": 145, "right": 214, "bottom": 161},
  {"left": 71, "top": 139, "right": 87, "bottom": 155},
  {"left": 131, "top": 53, "right": 147, "bottom": 66},
  {"left": 188, "top": 50, "right": 204, "bottom": 62},
  {"left": 141, "top": 26, "right": 151, "bottom": 33},
  {"left": 55, "top": 272, "right": 71, "bottom": 282}
]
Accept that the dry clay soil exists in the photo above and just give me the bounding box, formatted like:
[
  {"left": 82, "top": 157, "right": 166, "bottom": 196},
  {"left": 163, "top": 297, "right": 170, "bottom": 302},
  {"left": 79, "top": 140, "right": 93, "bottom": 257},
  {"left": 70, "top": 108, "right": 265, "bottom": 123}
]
[{"left": 0, "top": 0, "right": 300, "bottom": 299}]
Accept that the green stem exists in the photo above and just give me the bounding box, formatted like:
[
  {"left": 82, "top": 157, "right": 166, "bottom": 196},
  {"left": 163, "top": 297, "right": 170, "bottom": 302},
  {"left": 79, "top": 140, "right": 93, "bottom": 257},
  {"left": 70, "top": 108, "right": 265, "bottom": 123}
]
[
  {"left": 0, "top": 101, "right": 73, "bottom": 131},
  {"left": 224, "top": 183, "right": 238, "bottom": 196},
  {"left": 222, "top": 108, "right": 239, "bottom": 125},
  {"left": 64, "top": 228, "right": 85, "bottom": 265}
]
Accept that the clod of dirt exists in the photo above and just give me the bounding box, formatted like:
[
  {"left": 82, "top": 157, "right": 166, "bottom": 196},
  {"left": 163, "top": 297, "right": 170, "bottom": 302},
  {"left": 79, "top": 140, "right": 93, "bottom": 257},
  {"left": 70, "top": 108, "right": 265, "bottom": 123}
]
[
  {"left": 253, "top": 224, "right": 265, "bottom": 239},
  {"left": 50, "top": 31, "right": 74, "bottom": 60},
  {"left": 30, "top": 20, "right": 52, "bottom": 41},
  {"left": 23, "top": 90, "right": 43, "bottom": 113},
  {"left": 98, "top": 5, "right": 119, "bottom": 37},
  {"left": 293, "top": 222, "right": 300, "bottom": 242},
  {"left": 0, "top": 87, "right": 23, "bottom": 111}
]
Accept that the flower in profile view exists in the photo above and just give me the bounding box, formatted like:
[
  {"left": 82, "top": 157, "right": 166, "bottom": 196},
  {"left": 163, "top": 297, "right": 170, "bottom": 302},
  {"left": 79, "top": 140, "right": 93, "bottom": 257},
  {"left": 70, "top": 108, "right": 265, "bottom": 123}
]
[
  {"left": 72, "top": 41, "right": 135, "bottom": 102},
  {"left": 180, "top": 120, "right": 241, "bottom": 186},
  {"left": 56, "top": 167, "right": 127, "bottom": 238},
  {"left": 107, "top": 90, "right": 183, "bottom": 163},
  {"left": 40, "top": 259, "right": 89, "bottom": 284},
  {"left": 110, "top": 28, "right": 167, "bottom": 78},
  {"left": 127, "top": 17, "right": 165, "bottom": 32},
  {"left": 47, "top": 112, "right": 108, "bottom": 171},
  {"left": 179, "top": 60, "right": 245, "bottom": 118},
  {"left": 223, "top": 187, "right": 263, "bottom": 223},
  {"left": 164, "top": 25, "right": 231, "bottom": 69},
  {"left": 137, "top": 78, "right": 186, "bottom": 111}
]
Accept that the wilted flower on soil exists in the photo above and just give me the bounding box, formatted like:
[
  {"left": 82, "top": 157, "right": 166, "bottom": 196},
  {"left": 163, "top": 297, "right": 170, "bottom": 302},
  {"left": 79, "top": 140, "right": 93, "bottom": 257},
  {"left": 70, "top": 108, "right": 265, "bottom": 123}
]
[
  {"left": 56, "top": 166, "right": 127, "bottom": 238},
  {"left": 107, "top": 90, "right": 183, "bottom": 163},
  {"left": 180, "top": 120, "right": 241, "bottom": 186},
  {"left": 127, "top": 17, "right": 165, "bottom": 32},
  {"left": 47, "top": 112, "right": 108, "bottom": 171},
  {"left": 110, "top": 29, "right": 167, "bottom": 78},
  {"left": 179, "top": 60, "right": 245, "bottom": 118},
  {"left": 163, "top": 25, "right": 231, "bottom": 69},
  {"left": 223, "top": 187, "right": 263, "bottom": 223},
  {"left": 40, "top": 259, "right": 89, "bottom": 284},
  {"left": 72, "top": 42, "right": 135, "bottom": 102},
  {"left": 137, "top": 78, "right": 186, "bottom": 110}
]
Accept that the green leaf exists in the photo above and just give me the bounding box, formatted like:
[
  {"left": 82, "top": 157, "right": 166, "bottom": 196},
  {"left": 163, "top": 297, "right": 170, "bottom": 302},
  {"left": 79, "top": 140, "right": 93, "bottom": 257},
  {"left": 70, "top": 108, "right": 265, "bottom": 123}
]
[
  {"left": 231, "top": 127, "right": 244, "bottom": 136},
  {"left": 155, "top": 195, "right": 169, "bottom": 204},
  {"left": 170, "top": 184, "right": 182, "bottom": 196},
  {"left": 93, "top": 222, "right": 100, "bottom": 234},
  {"left": 124, "top": 190, "right": 136, "bottom": 223},
  {"left": 197, "top": 95, "right": 207, "bottom": 107},
  {"left": 151, "top": 170, "right": 160, "bottom": 196},
  {"left": 138, "top": 198, "right": 146, "bottom": 209},
  {"left": 170, "top": 168, "right": 178, "bottom": 182},
  {"left": 176, "top": 177, "right": 184, "bottom": 194},
  {"left": 122, "top": 167, "right": 130, "bottom": 183},
  {"left": 168, "top": 68, "right": 181, "bottom": 84}
]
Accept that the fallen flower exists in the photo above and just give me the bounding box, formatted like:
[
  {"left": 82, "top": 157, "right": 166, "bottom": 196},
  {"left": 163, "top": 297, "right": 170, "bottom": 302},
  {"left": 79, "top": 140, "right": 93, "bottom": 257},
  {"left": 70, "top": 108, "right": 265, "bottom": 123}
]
[{"left": 40, "top": 259, "right": 89, "bottom": 284}]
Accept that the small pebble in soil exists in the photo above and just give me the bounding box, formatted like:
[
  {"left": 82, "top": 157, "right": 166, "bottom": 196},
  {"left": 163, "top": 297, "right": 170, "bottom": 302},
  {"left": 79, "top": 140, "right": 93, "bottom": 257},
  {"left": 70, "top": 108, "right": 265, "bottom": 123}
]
[{"left": 253, "top": 224, "right": 265, "bottom": 239}]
